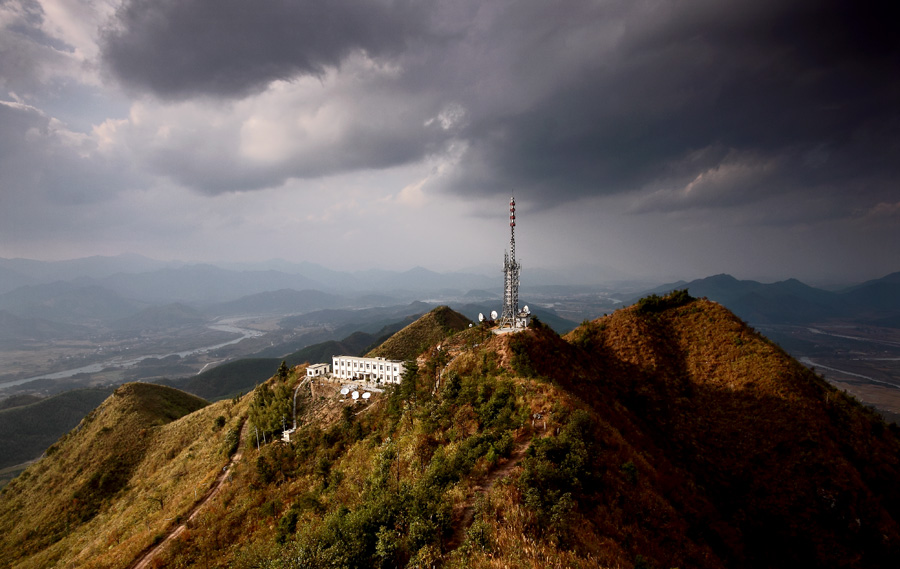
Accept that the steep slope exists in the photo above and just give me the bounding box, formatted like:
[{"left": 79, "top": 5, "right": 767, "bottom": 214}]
[
  {"left": 554, "top": 296, "right": 900, "bottom": 567},
  {"left": 366, "top": 305, "right": 472, "bottom": 360},
  {"left": 3, "top": 296, "right": 900, "bottom": 569},
  {"left": 0, "top": 383, "right": 237, "bottom": 569}
]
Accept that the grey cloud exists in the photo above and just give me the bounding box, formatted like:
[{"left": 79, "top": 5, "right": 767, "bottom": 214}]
[
  {"left": 98, "top": 0, "right": 899, "bottom": 220},
  {"left": 124, "top": 86, "right": 452, "bottom": 194},
  {"left": 100, "top": 0, "right": 429, "bottom": 99},
  {"left": 0, "top": 0, "right": 74, "bottom": 95},
  {"left": 443, "top": 0, "right": 900, "bottom": 216},
  {"left": 0, "top": 101, "right": 140, "bottom": 244}
]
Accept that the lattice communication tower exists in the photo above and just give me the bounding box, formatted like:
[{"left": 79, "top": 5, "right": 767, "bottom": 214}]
[{"left": 498, "top": 196, "right": 524, "bottom": 329}]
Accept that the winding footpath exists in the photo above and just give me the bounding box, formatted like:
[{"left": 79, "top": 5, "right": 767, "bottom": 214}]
[
  {"left": 129, "top": 419, "right": 248, "bottom": 569},
  {"left": 445, "top": 436, "right": 533, "bottom": 552}
]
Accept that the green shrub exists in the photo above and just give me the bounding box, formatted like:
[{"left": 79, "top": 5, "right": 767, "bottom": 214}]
[
  {"left": 621, "top": 461, "right": 638, "bottom": 485},
  {"left": 518, "top": 409, "right": 599, "bottom": 535},
  {"left": 635, "top": 289, "right": 694, "bottom": 314},
  {"left": 276, "top": 505, "right": 301, "bottom": 544}
]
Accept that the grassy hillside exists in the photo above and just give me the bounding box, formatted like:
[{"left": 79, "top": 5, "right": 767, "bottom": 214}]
[
  {"left": 556, "top": 294, "right": 900, "bottom": 567},
  {"left": 0, "top": 382, "right": 230, "bottom": 569},
  {"left": 0, "top": 387, "right": 114, "bottom": 470},
  {"left": 366, "top": 305, "right": 471, "bottom": 360},
  {"left": 3, "top": 294, "right": 900, "bottom": 568}
]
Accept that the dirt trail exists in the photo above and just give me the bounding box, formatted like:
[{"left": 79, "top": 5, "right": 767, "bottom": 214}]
[
  {"left": 444, "top": 436, "right": 533, "bottom": 552},
  {"left": 129, "top": 419, "right": 248, "bottom": 569}
]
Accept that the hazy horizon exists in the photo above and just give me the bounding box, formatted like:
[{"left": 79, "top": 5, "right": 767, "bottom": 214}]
[{"left": 1, "top": 250, "right": 893, "bottom": 290}]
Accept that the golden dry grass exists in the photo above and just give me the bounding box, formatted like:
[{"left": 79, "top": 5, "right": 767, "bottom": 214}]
[
  {"left": 5, "top": 297, "right": 900, "bottom": 569},
  {"left": 0, "top": 383, "right": 250, "bottom": 569}
]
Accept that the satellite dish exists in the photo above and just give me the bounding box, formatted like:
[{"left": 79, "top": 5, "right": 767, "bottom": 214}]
[
  {"left": 490, "top": 310, "right": 498, "bottom": 320},
  {"left": 478, "top": 313, "right": 484, "bottom": 322},
  {"left": 523, "top": 305, "right": 530, "bottom": 314},
  {"left": 352, "top": 391, "right": 360, "bottom": 400},
  {"left": 362, "top": 392, "right": 371, "bottom": 399},
  {"left": 340, "top": 388, "right": 349, "bottom": 395}
]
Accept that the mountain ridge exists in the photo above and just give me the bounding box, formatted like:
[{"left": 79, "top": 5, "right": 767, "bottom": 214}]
[
  {"left": 1, "top": 294, "right": 899, "bottom": 568},
  {"left": 641, "top": 272, "right": 900, "bottom": 325}
]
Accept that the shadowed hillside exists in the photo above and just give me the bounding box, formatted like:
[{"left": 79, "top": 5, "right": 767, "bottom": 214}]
[
  {"left": 2, "top": 294, "right": 899, "bottom": 569},
  {"left": 0, "top": 387, "right": 114, "bottom": 470},
  {"left": 553, "top": 296, "right": 900, "bottom": 567}
]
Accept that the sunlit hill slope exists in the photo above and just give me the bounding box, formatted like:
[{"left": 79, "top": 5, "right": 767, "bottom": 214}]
[{"left": 1, "top": 298, "right": 899, "bottom": 569}]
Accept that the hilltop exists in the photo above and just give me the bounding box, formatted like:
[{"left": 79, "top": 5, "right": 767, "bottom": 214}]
[
  {"left": 366, "top": 305, "right": 471, "bottom": 360},
  {"left": 0, "top": 383, "right": 225, "bottom": 569},
  {"left": 1, "top": 293, "right": 899, "bottom": 568}
]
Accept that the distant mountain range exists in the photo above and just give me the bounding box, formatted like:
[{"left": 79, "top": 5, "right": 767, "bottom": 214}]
[
  {"left": 0, "top": 255, "right": 499, "bottom": 299},
  {"left": 640, "top": 271, "right": 900, "bottom": 325},
  {"left": 1, "top": 254, "right": 897, "bottom": 345},
  {"left": 0, "top": 281, "right": 145, "bottom": 324},
  {"left": 207, "top": 289, "right": 345, "bottom": 316}
]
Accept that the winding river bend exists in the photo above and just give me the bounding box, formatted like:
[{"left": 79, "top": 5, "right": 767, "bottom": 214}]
[{"left": 0, "top": 319, "right": 264, "bottom": 390}]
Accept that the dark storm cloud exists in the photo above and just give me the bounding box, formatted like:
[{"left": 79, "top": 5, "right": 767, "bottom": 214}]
[
  {"left": 98, "top": 0, "right": 899, "bottom": 216},
  {"left": 446, "top": 0, "right": 900, "bottom": 212},
  {"left": 100, "top": 0, "right": 428, "bottom": 99}
]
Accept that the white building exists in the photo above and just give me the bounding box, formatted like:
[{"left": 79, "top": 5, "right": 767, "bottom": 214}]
[
  {"left": 331, "top": 356, "right": 405, "bottom": 384},
  {"left": 307, "top": 363, "right": 330, "bottom": 378}
]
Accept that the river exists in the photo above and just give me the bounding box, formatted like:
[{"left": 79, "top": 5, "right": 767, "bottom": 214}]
[{"left": 0, "top": 318, "right": 264, "bottom": 390}]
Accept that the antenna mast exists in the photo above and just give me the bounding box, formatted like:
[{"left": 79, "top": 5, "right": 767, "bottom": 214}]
[{"left": 499, "top": 195, "right": 523, "bottom": 329}]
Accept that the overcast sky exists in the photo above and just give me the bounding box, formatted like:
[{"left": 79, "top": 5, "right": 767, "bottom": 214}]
[{"left": 1, "top": 0, "right": 897, "bottom": 285}]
